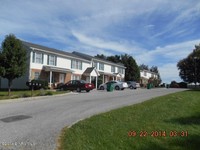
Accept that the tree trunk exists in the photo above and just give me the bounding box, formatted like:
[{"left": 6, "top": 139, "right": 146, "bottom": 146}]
[{"left": 8, "top": 79, "right": 13, "bottom": 97}]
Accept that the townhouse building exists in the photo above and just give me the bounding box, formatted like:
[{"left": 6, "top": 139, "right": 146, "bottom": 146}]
[
  {"left": 140, "top": 69, "right": 158, "bottom": 86},
  {"left": 0, "top": 41, "right": 126, "bottom": 89},
  {"left": 72, "top": 52, "right": 126, "bottom": 84}
]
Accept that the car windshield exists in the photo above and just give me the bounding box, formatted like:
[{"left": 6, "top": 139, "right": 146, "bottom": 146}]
[{"left": 80, "top": 80, "right": 86, "bottom": 84}]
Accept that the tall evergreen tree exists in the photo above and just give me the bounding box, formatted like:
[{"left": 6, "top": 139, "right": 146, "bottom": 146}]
[{"left": 0, "top": 34, "right": 27, "bottom": 96}]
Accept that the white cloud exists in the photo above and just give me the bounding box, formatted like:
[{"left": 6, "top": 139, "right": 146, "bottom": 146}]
[
  {"left": 159, "top": 63, "right": 181, "bottom": 83},
  {"left": 71, "top": 31, "right": 146, "bottom": 55}
]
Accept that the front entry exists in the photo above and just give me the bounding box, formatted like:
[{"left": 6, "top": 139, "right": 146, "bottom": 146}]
[{"left": 59, "top": 74, "right": 65, "bottom": 83}]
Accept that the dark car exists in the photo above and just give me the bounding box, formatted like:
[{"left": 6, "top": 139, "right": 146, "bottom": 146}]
[
  {"left": 59, "top": 80, "right": 95, "bottom": 92},
  {"left": 126, "top": 81, "right": 137, "bottom": 89}
]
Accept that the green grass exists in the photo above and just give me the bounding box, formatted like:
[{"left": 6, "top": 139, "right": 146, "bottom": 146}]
[
  {"left": 0, "top": 90, "right": 68, "bottom": 100},
  {"left": 58, "top": 90, "right": 200, "bottom": 150}
]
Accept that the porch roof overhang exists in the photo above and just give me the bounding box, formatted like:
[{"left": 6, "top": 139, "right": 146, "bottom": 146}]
[
  {"left": 43, "top": 66, "right": 74, "bottom": 73},
  {"left": 83, "top": 67, "right": 100, "bottom": 77}
]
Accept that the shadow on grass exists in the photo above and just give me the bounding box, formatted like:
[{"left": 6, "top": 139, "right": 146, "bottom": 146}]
[
  {"left": 166, "top": 114, "right": 200, "bottom": 125},
  {"left": 169, "top": 135, "right": 200, "bottom": 150}
]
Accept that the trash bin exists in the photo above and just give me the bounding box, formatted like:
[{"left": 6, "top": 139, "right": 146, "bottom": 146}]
[
  {"left": 147, "top": 83, "right": 151, "bottom": 89},
  {"left": 107, "top": 82, "right": 114, "bottom": 92}
]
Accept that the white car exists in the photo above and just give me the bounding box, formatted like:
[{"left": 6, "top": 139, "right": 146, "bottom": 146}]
[{"left": 99, "top": 81, "right": 128, "bottom": 90}]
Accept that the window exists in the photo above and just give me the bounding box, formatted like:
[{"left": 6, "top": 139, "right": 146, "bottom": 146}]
[
  {"left": 99, "top": 63, "right": 104, "bottom": 71},
  {"left": 72, "top": 75, "right": 80, "bottom": 80},
  {"left": 144, "top": 71, "right": 147, "bottom": 76},
  {"left": 111, "top": 66, "right": 115, "bottom": 72},
  {"left": 71, "top": 60, "right": 82, "bottom": 70},
  {"left": 34, "top": 72, "right": 40, "bottom": 79},
  {"left": 93, "top": 62, "right": 97, "bottom": 68},
  {"left": 32, "top": 52, "right": 43, "bottom": 64},
  {"left": 118, "top": 67, "right": 124, "bottom": 74},
  {"left": 47, "top": 55, "right": 57, "bottom": 66}
]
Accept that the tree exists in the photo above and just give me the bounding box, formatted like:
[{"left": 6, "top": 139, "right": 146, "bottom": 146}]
[
  {"left": 177, "top": 44, "right": 200, "bottom": 85},
  {"left": 121, "top": 54, "right": 140, "bottom": 81},
  {"left": 139, "top": 64, "right": 149, "bottom": 70},
  {"left": 107, "top": 55, "right": 121, "bottom": 63},
  {"left": 0, "top": 34, "right": 27, "bottom": 96}
]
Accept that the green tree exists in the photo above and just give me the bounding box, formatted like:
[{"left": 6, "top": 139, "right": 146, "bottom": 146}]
[
  {"left": 139, "top": 64, "right": 149, "bottom": 70},
  {"left": 0, "top": 34, "right": 27, "bottom": 96},
  {"left": 177, "top": 44, "right": 200, "bottom": 85},
  {"left": 121, "top": 54, "right": 140, "bottom": 81},
  {"left": 107, "top": 55, "right": 121, "bottom": 63}
]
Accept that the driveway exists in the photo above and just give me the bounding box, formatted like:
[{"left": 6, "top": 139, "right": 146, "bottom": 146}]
[{"left": 0, "top": 88, "right": 186, "bottom": 150}]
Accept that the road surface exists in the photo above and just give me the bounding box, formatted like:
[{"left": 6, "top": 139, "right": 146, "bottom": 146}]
[{"left": 0, "top": 88, "right": 186, "bottom": 150}]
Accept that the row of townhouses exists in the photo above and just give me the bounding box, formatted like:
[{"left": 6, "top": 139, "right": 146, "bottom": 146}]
[
  {"left": 0, "top": 41, "right": 126, "bottom": 89},
  {"left": 140, "top": 69, "right": 158, "bottom": 86}
]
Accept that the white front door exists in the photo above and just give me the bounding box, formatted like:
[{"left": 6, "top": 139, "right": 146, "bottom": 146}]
[{"left": 59, "top": 74, "right": 65, "bottom": 83}]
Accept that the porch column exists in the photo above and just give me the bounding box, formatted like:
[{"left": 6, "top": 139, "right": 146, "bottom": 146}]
[
  {"left": 103, "top": 74, "right": 105, "bottom": 83},
  {"left": 96, "top": 76, "right": 98, "bottom": 89},
  {"left": 49, "top": 71, "right": 52, "bottom": 88},
  {"left": 112, "top": 76, "right": 114, "bottom": 80},
  {"left": 89, "top": 75, "right": 91, "bottom": 83}
]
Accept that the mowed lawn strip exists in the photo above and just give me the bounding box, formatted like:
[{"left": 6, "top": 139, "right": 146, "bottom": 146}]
[
  {"left": 58, "top": 90, "right": 200, "bottom": 150},
  {"left": 0, "top": 90, "right": 68, "bottom": 100}
]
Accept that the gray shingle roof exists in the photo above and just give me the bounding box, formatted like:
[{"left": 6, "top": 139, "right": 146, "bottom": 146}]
[
  {"left": 72, "top": 51, "right": 125, "bottom": 68},
  {"left": 22, "top": 41, "right": 85, "bottom": 60}
]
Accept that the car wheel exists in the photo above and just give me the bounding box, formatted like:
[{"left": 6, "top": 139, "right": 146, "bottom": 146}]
[
  {"left": 121, "top": 88, "right": 124, "bottom": 90},
  {"left": 76, "top": 88, "right": 81, "bottom": 92},
  {"left": 115, "top": 86, "right": 120, "bottom": 90},
  {"left": 60, "top": 87, "right": 64, "bottom": 91},
  {"left": 130, "top": 86, "right": 133, "bottom": 89},
  {"left": 100, "top": 86, "right": 104, "bottom": 90},
  {"left": 86, "top": 90, "right": 90, "bottom": 92}
]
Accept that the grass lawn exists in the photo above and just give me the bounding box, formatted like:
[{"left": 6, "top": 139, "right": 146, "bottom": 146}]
[
  {"left": 0, "top": 89, "right": 68, "bottom": 100},
  {"left": 58, "top": 90, "right": 200, "bottom": 150}
]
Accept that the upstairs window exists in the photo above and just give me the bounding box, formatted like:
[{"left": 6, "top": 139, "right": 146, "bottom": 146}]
[
  {"left": 118, "top": 67, "right": 124, "bottom": 74},
  {"left": 99, "top": 63, "right": 104, "bottom": 71},
  {"left": 111, "top": 66, "right": 115, "bottom": 72},
  {"left": 47, "top": 55, "right": 57, "bottom": 66},
  {"left": 71, "top": 60, "right": 82, "bottom": 70},
  {"left": 93, "top": 62, "right": 97, "bottom": 68},
  {"left": 32, "top": 52, "right": 43, "bottom": 64}
]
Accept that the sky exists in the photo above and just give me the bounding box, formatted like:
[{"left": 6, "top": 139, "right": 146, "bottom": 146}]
[{"left": 0, "top": 0, "right": 200, "bottom": 83}]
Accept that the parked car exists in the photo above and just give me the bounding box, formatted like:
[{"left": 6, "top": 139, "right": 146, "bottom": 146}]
[
  {"left": 99, "top": 81, "right": 128, "bottom": 90},
  {"left": 126, "top": 81, "right": 137, "bottom": 89},
  {"left": 59, "top": 80, "right": 95, "bottom": 92},
  {"left": 136, "top": 82, "right": 140, "bottom": 88}
]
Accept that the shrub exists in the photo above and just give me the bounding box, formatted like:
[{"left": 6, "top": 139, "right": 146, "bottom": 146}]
[
  {"left": 21, "top": 93, "right": 31, "bottom": 98},
  {"left": 178, "top": 82, "right": 187, "bottom": 88},
  {"left": 45, "top": 91, "right": 53, "bottom": 96},
  {"left": 26, "top": 80, "right": 48, "bottom": 90}
]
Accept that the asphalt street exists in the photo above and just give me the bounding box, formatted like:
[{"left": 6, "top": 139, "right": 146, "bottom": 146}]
[{"left": 0, "top": 88, "right": 186, "bottom": 150}]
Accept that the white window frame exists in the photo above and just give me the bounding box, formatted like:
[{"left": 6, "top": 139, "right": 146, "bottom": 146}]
[
  {"left": 32, "top": 52, "right": 43, "bottom": 64},
  {"left": 71, "top": 60, "right": 82, "bottom": 70},
  {"left": 99, "top": 63, "right": 104, "bottom": 71},
  {"left": 111, "top": 66, "right": 115, "bottom": 73},
  {"left": 48, "top": 55, "right": 57, "bottom": 66}
]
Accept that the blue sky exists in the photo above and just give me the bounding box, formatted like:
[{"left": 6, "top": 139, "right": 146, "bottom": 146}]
[{"left": 0, "top": 0, "right": 200, "bottom": 83}]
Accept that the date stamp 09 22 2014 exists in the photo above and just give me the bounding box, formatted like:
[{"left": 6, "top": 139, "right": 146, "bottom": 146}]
[{"left": 128, "top": 130, "right": 188, "bottom": 137}]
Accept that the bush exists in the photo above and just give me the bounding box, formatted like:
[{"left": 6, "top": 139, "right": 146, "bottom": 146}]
[
  {"left": 26, "top": 80, "right": 48, "bottom": 90},
  {"left": 178, "top": 82, "right": 187, "bottom": 88},
  {"left": 45, "top": 91, "right": 53, "bottom": 96},
  {"left": 21, "top": 93, "right": 31, "bottom": 98}
]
